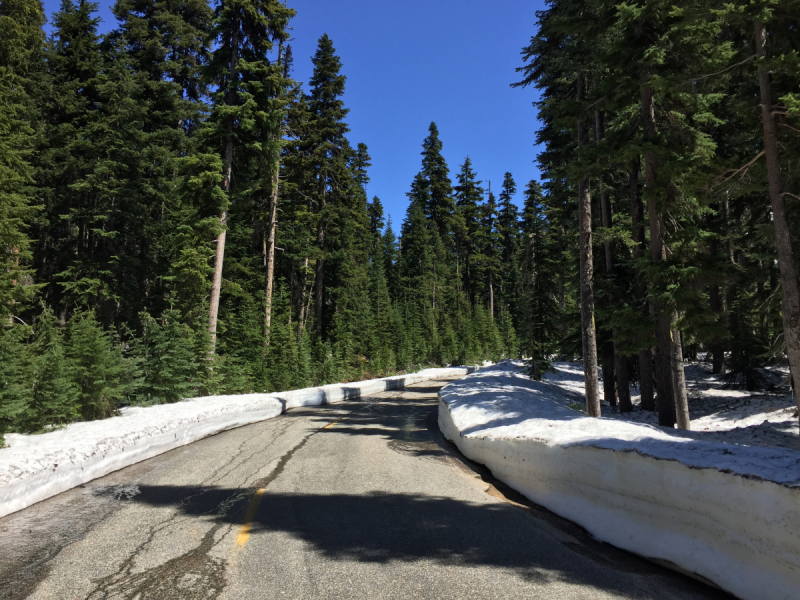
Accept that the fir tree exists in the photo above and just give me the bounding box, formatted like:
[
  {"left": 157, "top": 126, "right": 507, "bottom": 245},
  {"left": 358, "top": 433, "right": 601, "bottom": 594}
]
[
  {"left": 21, "top": 309, "right": 79, "bottom": 431},
  {"left": 133, "top": 309, "right": 200, "bottom": 404},
  {"left": 453, "top": 157, "right": 483, "bottom": 302},
  {"left": 0, "top": 325, "right": 32, "bottom": 443},
  {"left": 67, "top": 311, "right": 139, "bottom": 420},
  {"left": 0, "top": 0, "right": 43, "bottom": 320}
]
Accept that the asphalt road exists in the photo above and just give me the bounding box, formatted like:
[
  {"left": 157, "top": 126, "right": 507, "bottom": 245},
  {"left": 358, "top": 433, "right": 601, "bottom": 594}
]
[{"left": 0, "top": 376, "right": 734, "bottom": 600}]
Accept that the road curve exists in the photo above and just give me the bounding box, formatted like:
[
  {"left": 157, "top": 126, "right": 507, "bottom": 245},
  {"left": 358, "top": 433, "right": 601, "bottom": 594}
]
[{"left": 0, "top": 377, "right": 732, "bottom": 600}]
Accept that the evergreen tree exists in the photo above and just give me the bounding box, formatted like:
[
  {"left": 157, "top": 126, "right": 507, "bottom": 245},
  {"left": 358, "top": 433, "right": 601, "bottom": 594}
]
[
  {"left": 133, "top": 309, "right": 200, "bottom": 404},
  {"left": 67, "top": 311, "right": 139, "bottom": 420},
  {"left": 416, "top": 122, "right": 455, "bottom": 239},
  {"left": 0, "top": 0, "right": 44, "bottom": 320},
  {"left": 21, "top": 309, "right": 80, "bottom": 432},
  {"left": 303, "top": 34, "right": 353, "bottom": 340},
  {"left": 205, "top": 0, "right": 294, "bottom": 353},
  {"left": 496, "top": 172, "right": 520, "bottom": 310},
  {"left": 452, "top": 157, "right": 483, "bottom": 302},
  {"left": 0, "top": 326, "right": 32, "bottom": 443}
]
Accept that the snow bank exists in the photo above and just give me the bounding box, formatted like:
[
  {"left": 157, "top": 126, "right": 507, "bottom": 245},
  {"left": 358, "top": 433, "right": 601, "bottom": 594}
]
[
  {"left": 439, "top": 362, "right": 800, "bottom": 600},
  {"left": 0, "top": 367, "right": 473, "bottom": 518}
]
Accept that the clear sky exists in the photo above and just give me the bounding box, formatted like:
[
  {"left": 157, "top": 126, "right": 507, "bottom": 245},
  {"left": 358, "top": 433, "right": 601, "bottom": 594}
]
[{"left": 41, "top": 0, "right": 545, "bottom": 227}]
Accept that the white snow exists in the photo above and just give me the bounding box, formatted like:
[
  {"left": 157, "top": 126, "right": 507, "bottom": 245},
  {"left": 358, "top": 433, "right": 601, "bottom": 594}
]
[
  {"left": 0, "top": 367, "right": 474, "bottom": 519},
  {"left": 438, "top": 361, "right": 800, "bottom": 600},
  {"left": 546, "top": 360, "right": 799, "bottom": 451}
]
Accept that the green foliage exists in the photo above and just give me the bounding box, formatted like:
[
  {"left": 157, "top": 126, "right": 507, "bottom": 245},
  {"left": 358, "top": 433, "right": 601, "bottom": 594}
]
[
  {"left": 21, "top": 309, "right": 80, "bottom": 432},
  {"left": 66, "top": 312, "right": 140, "bottom": 420},
  {"left": 131, "top": 310, "right": 201, "bottom": 405},
  {"left": 6, "top": 6, "right": 525, "bottom": 436},
  {"left": 0, "top": 326, "right": 32, "bottom": 444}
]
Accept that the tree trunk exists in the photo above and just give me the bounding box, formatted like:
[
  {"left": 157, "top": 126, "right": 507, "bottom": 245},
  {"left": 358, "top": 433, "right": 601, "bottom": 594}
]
[
  {"left": 264, "top": 167, "right": 278, "bottom": 347},
  {"left": 314, "top": 221, "right": 324, "bottom": 338},
  {"left": 709, "top": 280, "right": 726, "bottom": 374},
  {"left": 596, "top": 108, "right": 631, "bottom": 411},
  {"left": 488, "top": 271, "right": 494, "bottom": 321},
  {"left": 755, "top": 21, "right": 800, "bottom": 441},
  {"left": 615, "top": 351, "right": 632, "bottom": 412},
  {"left": 642, "top": 84, "right": 684, "bottom": 427},
  {"left": 602, "top": 348, "right": 616, "bottom": 408},
  {"left": 671, "top": 329, "right": 691, "bottom": 429},
  {"left": 208, "top": 143, "right": 231, "bottom": 355},
  {"left": 208, "top": 25, "right": 239, "bottom": 356},
  {"left": 630, "top": 159, "right": 655, "bottom": 410},
  {"left": 577, "top": 72, "right": 601, "bottom": 417},
  {"left": 264, "top": 41, "right": 285, "bottom": 349},
  {"left": 297, "top": 257, "right": 309, "bottom": 339}
]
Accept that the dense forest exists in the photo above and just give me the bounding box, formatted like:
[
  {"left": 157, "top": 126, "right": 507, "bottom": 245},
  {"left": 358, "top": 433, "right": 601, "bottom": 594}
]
[
  {"left": 1, "top": 0, "right": 798, "bottom": 443},
  {"left": 515, "top": 0, "right": 800, "bottom": 429},
  {"left": 0, "top": 0, "right": 523, "bottom": 442}
]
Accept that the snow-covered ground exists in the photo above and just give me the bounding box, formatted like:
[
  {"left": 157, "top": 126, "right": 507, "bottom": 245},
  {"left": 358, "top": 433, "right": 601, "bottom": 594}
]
[
  {"left": 545, "top": 360, "right": 799, "bottom": 450},
  {"left": 438, "top": 362, "right": 800, "bottom": 600},
  {"left": 0, "top": 367, "right": 475, "bottom": 519}
]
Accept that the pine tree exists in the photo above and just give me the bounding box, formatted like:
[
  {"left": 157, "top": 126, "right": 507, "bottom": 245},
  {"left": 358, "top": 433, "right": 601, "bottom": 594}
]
[
  {"left": 0, "top": 0, "right": 44, "bottom": 320},
  {"left": 497, "top": 172, "right": 520, "bottom": 310},
  {"left": 417, "top": 122, "right": 455, "bottom": 239},
  {"left": 21, "top": 309, "right": 80, "bottom": 432},
  {"left": 453, "top": 157, "right": 483, "bottom": 302},
  {"left": 133, "top": 309, "right": 200, "bottom": 404},
  {"left": 476, "top": 188, "right": 501, "bottom": 319},
  {"left": 517, "top": 180, "right": 560, "bottom": 377},
  {"left": 303, "top": 34, "right": 352, "bottom": 340},
  {"left": 34, "top": 0, "right": 104, "bottom": 319},
  {"left": 205, "top": 0, "right": 294, "bottom": 353},
  {"left": 0, "top": 325, "right": 32, "bottom": 443},
  {"left": 67, "top": 311, "right": 139, "bottom": 420}
]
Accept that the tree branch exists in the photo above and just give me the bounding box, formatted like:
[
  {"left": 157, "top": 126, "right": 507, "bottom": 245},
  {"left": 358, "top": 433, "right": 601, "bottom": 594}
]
[
  {"left": 779, "top": 123, "right": 800, "bottom": 134},
  {"left": 718, "top": 150, "right": 765, "bottom": 185},
  {"left": 682, "top": 54, "right": 757, "bottom": 86}
]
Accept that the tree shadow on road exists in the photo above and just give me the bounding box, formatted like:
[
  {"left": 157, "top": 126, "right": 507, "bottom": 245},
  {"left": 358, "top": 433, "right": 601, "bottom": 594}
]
[{"left": 128, "top": 484, "right": 731, "bottom": 600}]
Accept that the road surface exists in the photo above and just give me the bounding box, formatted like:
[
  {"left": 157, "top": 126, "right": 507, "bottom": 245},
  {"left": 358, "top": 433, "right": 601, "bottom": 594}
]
[{"left": 0, "top": 376, "right": 732, "bottom": 599}]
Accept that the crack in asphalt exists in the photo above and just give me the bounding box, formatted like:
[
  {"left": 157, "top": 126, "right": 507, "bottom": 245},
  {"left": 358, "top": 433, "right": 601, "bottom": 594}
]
[{"left": 82, "top": 414, "right": 331, "bottom": 600}]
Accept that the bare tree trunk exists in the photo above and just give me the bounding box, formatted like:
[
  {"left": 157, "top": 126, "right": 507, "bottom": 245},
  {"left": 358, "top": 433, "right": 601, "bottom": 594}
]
[
  {"left": 578, "top": 72, "right": 601, "bottom": 417},
  {"left": 264, "top": 168, "right": 278, "bottom": 347},
  {"left": 208, "top": 26, "right": 239, "bottom": 356},
  {"left": 208, "top": 143, "right": 231, "bottom": 355},
  {"left": 671, "top": 329, "right": 691, "bottom": 429},
  {"left": 615, "top": 352, "right": 631, "bottom": 411},
  {"left": 297, "top": 257, "right": 309, "bottom": 338},
  {"left": 264, "top": 42, "right": 285, "bottom": 349},
  {"left": 602, "top": 349, "right": 616, "bottom": 408},
  {"left": 708, "top": 280, "right": 726, "bottom": 374},
  {"left": 630, "top": 159, "right": 655, "bottom": 410},
  {"left": 755, "top": 21, "right": 800, "bottom": 440},
  {"left": 488, "top": 271, "right": 494, "bottom": 321},
  {"left": 314, "top": 222, "right": 324, "bottom": 338}
]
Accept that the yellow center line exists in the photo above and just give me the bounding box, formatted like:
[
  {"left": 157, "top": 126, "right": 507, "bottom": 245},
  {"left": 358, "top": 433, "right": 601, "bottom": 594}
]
[
  {"left": 236, "top": 419, "right": 342, "bottom": 547},
  {"left": 236, "top": 488, "right": 266, "bottom": 545}
]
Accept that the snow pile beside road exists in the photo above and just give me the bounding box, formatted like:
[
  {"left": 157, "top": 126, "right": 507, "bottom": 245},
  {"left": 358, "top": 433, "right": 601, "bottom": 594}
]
[
  {"left": 438, "top": 362, "right": 800, "bottom": 600},
  {"left": 0, "top": 367, "right": 473, "bottom": 518}
]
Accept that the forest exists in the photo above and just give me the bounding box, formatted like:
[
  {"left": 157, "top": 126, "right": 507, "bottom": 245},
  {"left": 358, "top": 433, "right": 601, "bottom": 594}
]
[
  {"left": 514, "top": 0, "right": 800, "bottom": 430},
  {"left": 0, "top": 0, "right": 521, "bottom": 441},
  {"left": 0, "top": 0, "right": 798, "bottom": 441}
]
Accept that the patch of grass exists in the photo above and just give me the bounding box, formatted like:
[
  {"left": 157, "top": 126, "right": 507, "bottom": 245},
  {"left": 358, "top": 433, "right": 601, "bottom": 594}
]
[{"left": 568, "top": 402, "right": 587, "bottom": 413}]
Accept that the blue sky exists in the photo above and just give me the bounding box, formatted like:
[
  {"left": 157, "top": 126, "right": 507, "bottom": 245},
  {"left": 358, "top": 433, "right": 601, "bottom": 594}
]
[{"left": 42, "top": 0, "right": 544, "bottom": 227}]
